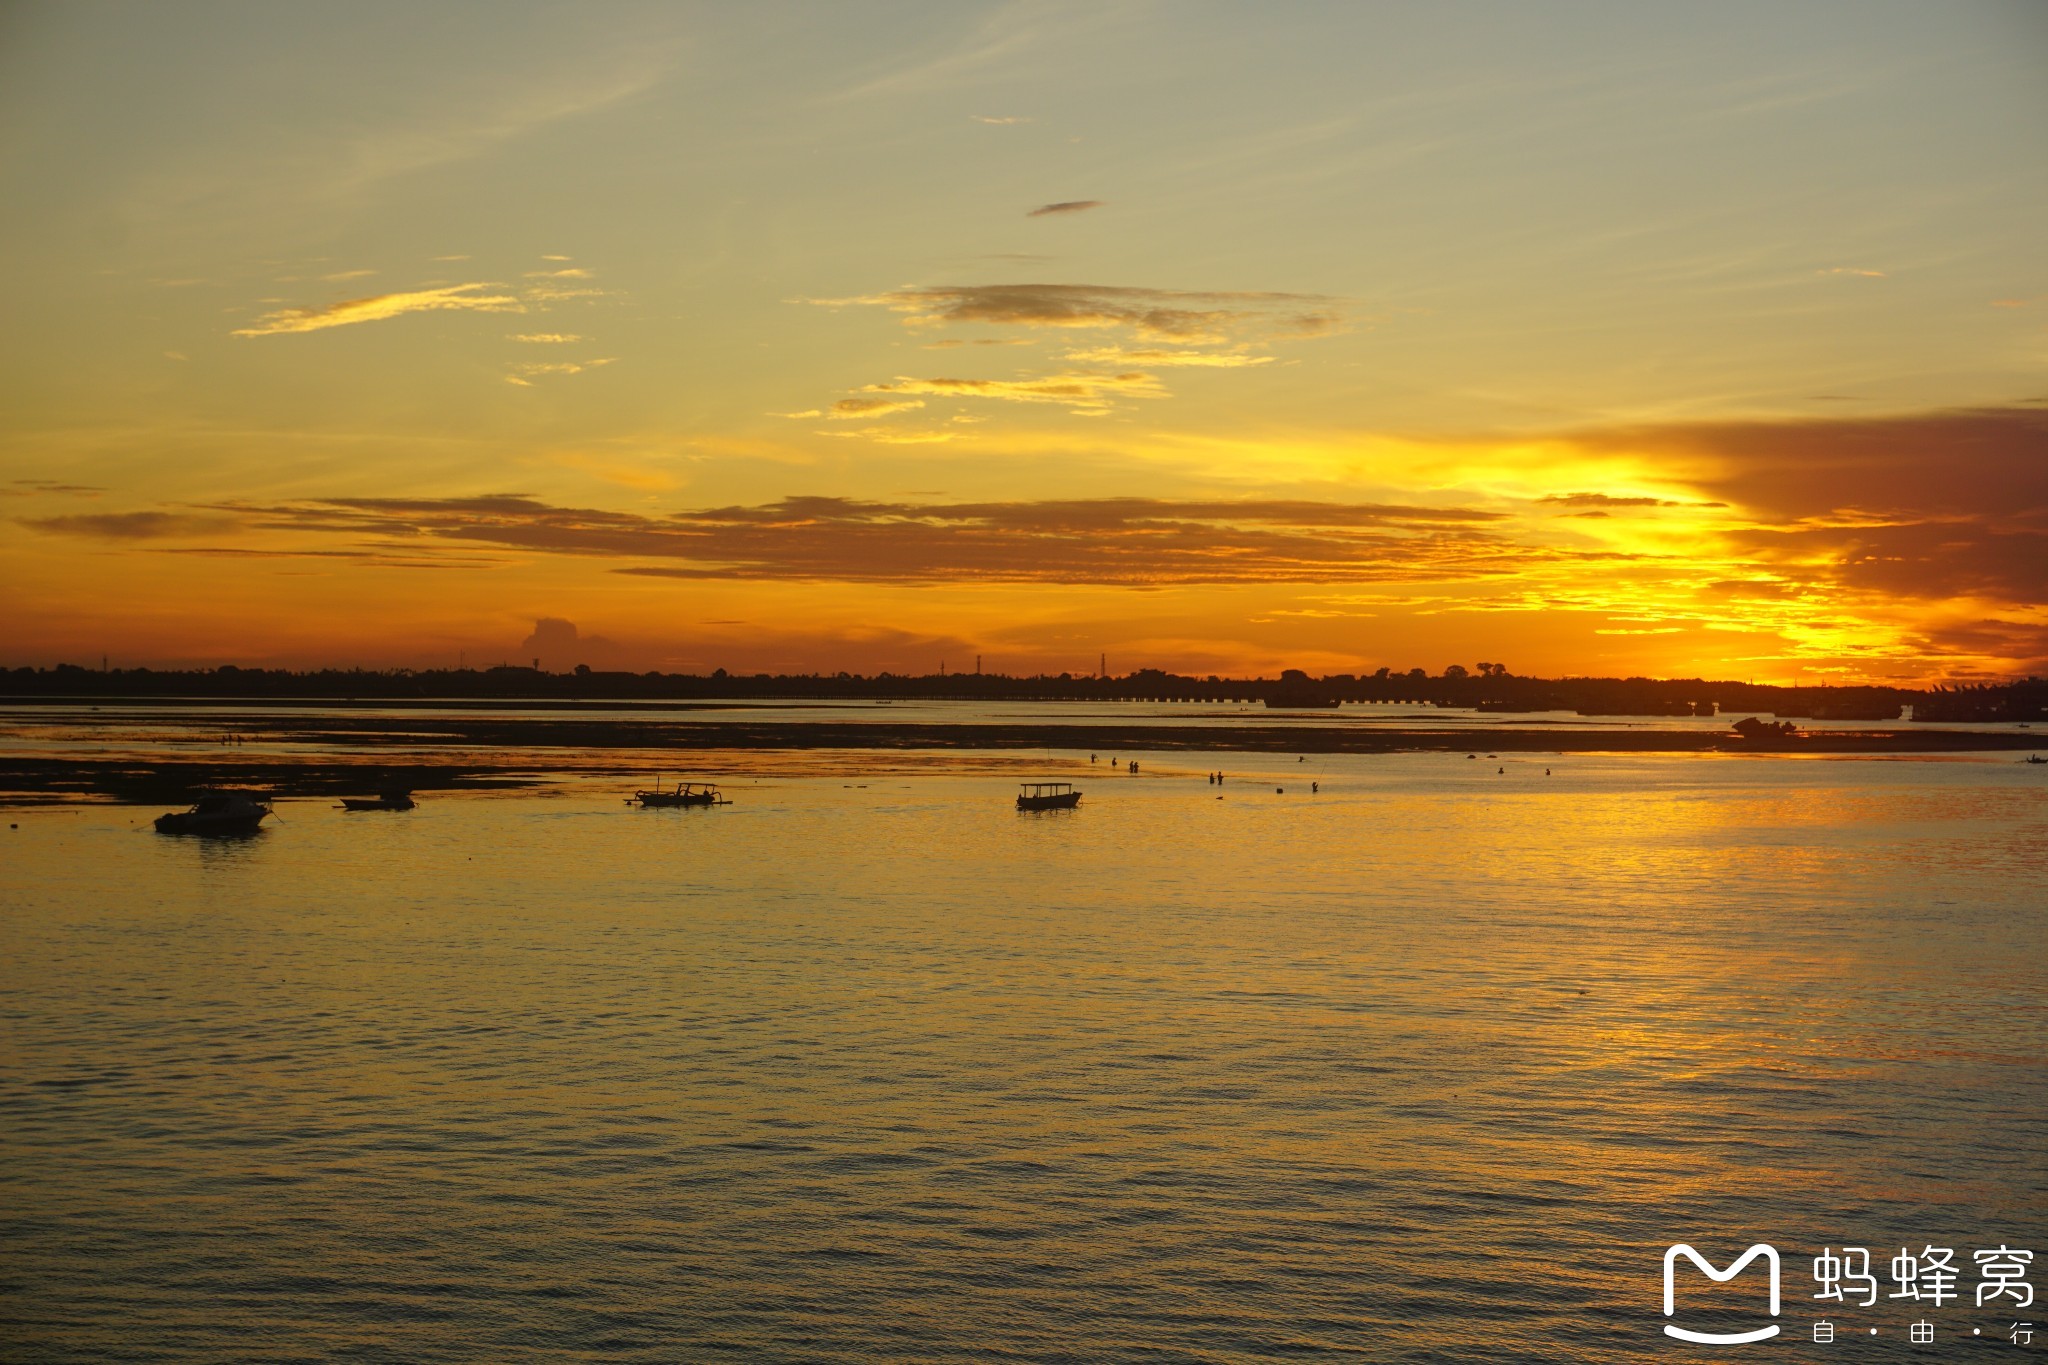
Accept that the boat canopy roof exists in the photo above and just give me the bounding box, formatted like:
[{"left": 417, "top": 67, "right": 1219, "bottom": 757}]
[
  {"left": 190, "top": 792, "right": 267, "bottom": 813},
  {"left": 1019, "top": 782, "right": 1073, "bottom": 794}
]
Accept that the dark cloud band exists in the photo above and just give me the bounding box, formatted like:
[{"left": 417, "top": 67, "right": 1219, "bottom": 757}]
[{"left": 144, "top": 493, "right": 1546, "bottom": 586}]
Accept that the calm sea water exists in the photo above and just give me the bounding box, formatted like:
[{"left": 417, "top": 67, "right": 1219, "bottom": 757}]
[{"left": 4, "top": 744, "right": 2044, "bottom": 1362}]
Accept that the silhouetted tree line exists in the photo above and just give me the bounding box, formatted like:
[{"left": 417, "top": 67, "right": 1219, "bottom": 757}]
[{"left": 6, "top": 661, "right": 2043, "bottom": 721}]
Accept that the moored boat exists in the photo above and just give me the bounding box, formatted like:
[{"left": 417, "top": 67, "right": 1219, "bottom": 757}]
[
  {"left": 154, "top": 791, "right": 272, "bottom": 835},
  {"left": 1017, "top": 781, "right": 1082, "bottom": 810},
  {"left": 632, "top": 781, "right": 729, "bottom": 808},
  {"left": 340, "top": 790, "right": 416, "bottom": 811}
]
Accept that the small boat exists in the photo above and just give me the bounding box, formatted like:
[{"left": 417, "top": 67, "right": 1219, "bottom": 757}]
[
  {"left": 339, "top": 790, "right": 416, "bottom": 811},
  {"left": 154, "top": 791, "right": 272, "bottom": 835},
  {"left": 631, "top": 781, "right": 729, "bottom": 808},
  {"left": 1016, "top": 781, "right": 1081, "bottom": 811},
  {"left": 2026, "top": 754, "right": 2046, "bottom": 765}
]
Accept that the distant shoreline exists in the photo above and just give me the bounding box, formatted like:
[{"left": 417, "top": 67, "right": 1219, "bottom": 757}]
[{"left": 6, "top": 667, "right": 2042, "bottom": 729}]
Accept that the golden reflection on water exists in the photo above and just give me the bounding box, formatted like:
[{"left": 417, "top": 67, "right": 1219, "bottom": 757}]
[{"left": 2, "top": 749, "right": 2043, "bottom": 1360}]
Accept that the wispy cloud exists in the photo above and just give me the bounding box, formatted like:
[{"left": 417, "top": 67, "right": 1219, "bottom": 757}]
[
  {"left": 233, "top": 282, "right": 522, "bottom": 336},
  {"left": 312, "top": 64, "right": 669, "bottom": 206},
  {"left": 799, "top": 281, "right": 1343, "bottom": 427},
  {"left": 523, "top": 281, "right": 612, "bottom": 303},
  {"left": 122, "top": 48, "right": 674, "bottom": 231},
  {"left": 506, "top": 357, "right": 615, "bottom": 386},
  {"left": 829, "top": 397, "right": 926, "bottom": 419},
  {"left": 817, "top": 427, "right": 960, "bottom": 445},
  {"left": 973, "top": 115, "right": 1031, "bottom": 125},
  {"left": 549, "top": 452, "right": 680, "bottom": 492},
  {"left": 832, "top": 6, "right": 1052, "bottom": 102},
  {"left": 23, "top": 511, "right": 239, "bottom": 539},
  {"left": 5, "top": 479, "right": 104, "bottom": 499},
  {"left": 1538, "top": 492, "right": 1698, "bottom": 509},
  {"left": 1027, "top": 199, "right": 1103, "bottom": 217},
  {"left": 814, "top": 282, "right": 1343, "bottom": 343},
  {"left": 1062, "top": 346, "right": 1274, "bottom": 368},
  {"left": 510, "top": 333, "right": 583, "bottom": 343},
  {"left": 1817, "top": 266, "right": 1886, "bottom": 278},
  {"left": 861, "top": 370, "right": 1165, "bottom": 414}
]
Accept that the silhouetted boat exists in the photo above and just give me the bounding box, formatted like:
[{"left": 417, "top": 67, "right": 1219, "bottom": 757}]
[
  {"left": 2026, "top": 754, "right": 2046, "bottom": 765},
  {"left": 1017, "top": 781, "right": 1081, "bottom": 810},
  {"left": 340, "top": 790, "right": 415, "bottom": 811},
  {"left": 154, "top": 792, "right": 271, "bottom": 835},
  {"left": 632, "top": 781, "right": 728, "bottom": 807}
]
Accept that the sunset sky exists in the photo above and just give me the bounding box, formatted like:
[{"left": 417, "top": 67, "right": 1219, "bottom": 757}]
[{"left": 2, "top": 1, "right": 2043, "bottom": 682}]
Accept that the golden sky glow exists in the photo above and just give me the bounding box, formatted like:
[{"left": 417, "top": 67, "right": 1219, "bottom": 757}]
[{"left": 2, "top": 2, "right": 2044, "bottom": 681}]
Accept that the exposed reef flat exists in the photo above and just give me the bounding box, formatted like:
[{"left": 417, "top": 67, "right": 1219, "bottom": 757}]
[
  {"left": 0, "top": 759, "right": 545, "bottom": 805},
  {"left": 1, "top": 710, "right": 2039, "bottom": 803}
]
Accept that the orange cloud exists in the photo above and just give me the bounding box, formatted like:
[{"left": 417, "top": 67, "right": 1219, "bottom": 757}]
[
  {"left": 829, "top": 397, "right": 925, "bottom": 419},
  {"left": 232, "top": 282, "right": 522, "bottom": 336},
  {"left": 815, "top": 426, "right": 958, "bottom": 444},
  {"left": 1062, "top": 346, "right": 1274, "bottom": 368},
  {"left": 169, "top": 493, "right": 1552, "bottom": 587},
  {"left": 23, "top": 510, "right": 239, "bottom": 538},
  {"left": 860, "top": 370, "right": 1165, "bottom": 412}
]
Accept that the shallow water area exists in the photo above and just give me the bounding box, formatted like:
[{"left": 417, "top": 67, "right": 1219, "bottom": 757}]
[{"left": 4, "top": 749, "right": 2044, "bottom": 1361}]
